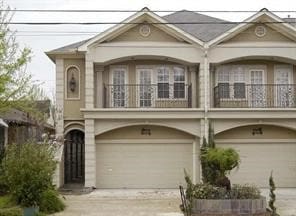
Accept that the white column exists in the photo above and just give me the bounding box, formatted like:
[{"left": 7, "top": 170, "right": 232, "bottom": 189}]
[
  {"left": 189, "top": 66, "right": 197, "bottom": 108},
  {"left": 192, "top": 136, "right": 200, "bottom": 184},
  {"left": 54, "top": 58, "right": 64, "bottom": 188},
  {"left": 95, "top": 65, "right": 104, "bottom": 108},
  {"left": 84, "top": 119, "right": 96, "bottom": 187},
  {"left": 85, "top": 54, "right": 94, "bottom": 109}
]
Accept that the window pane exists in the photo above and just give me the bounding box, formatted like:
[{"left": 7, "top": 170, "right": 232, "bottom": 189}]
[
  {"left": 174, "top": 83, "right": 185, "bottom": 98},
  {"left": 157, "top": 83, "right": 169, "bottom": 98},
  {"left": 234, "top": 83, "right": 246, "bottom": 98},
  {"left": 218, "top": 71, "right": 230, "bottom": 82},
  {"left": 174, "top": 67, "right": 185, "bottom": 82},
  {"left": 157, "top": 67, "right": 169, "bottom": 82},
  {"left": 218, "top": 83, "right": 230, "bottom": 98}
]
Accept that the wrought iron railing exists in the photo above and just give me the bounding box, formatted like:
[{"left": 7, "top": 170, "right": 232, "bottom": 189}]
[
  {"left": 103, "top": 84, "right": 192, "bottom": 108},
  {"left": 214, "top": 84, "right": 296, "bottom": 108}
]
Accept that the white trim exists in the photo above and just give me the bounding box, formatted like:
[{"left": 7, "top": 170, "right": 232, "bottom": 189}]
[
  {"left": 64, "top": 127, "right": 85, "bottom": 135},
  {"left": 64, "top": 121, "right": 85, "bottom": 129},
  {"left": 207, "top": 9, "right": 296, "bottom": 47},
  {"left": 78, "top": 9, "right": 204, "bottom": 51},
  {"left": 96, "top": 139, "right": 194, "bottom": 144},
  {"left": 65, "top": 65, "right": 81, "bottom": 100}
]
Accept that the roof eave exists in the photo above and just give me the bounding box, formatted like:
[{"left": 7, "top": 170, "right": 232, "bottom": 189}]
[{"left": 207, "top": 10, "right": 296, "bottom": 47}]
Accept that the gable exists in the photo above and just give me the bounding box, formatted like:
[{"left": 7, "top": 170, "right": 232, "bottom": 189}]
[
  {"left": 222, "top": 24, "right": 294, "bottom": 44},
  {"left": 109, "top": 24, "right": 182, "bottom": 43}
]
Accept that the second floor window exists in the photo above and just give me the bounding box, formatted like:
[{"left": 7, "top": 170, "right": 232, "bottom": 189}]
[
  {"left": 157, "top": 67, "right": 170, "bottom": 99},
  {"left": 157, "top": 66, "right": 186, "bottom": 99}
]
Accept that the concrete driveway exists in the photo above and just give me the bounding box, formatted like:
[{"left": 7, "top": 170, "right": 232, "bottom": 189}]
[{"left": 52, "top": 189, "right": 296, "bottom": 216}]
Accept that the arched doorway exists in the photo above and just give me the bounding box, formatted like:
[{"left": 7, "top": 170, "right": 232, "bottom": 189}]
[{"left": 64, "top": 130, "right": 85, "bottom": 184}]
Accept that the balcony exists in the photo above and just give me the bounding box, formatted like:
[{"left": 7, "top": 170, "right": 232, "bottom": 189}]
[
  {"left": 214, "top": 84, "right": 296, "bottom": 108},
  {"left": 103, "top": 84, "right": 192, "bottom": 108}
]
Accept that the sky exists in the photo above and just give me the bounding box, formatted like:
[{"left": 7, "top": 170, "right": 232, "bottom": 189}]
[{"left": 5, "top": 0, "right": 296, "bottom": 98}]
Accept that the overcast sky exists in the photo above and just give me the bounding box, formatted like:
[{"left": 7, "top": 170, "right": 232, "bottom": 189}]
[{"left": 5, "top": 0, "right": 296, "bottom": 98}]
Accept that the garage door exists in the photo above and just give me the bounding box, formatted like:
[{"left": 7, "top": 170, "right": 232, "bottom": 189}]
[
  {"left": 96, "top": 142, "right": 193, "bottom": 188},
  {"left": 218, "top": 142, "right": 296, "bottom": 187}
]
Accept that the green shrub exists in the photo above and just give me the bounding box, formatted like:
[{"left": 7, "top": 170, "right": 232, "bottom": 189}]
[
  {"left": 0, "top": 207, "right": 22, "bottom": 216},
  {"left": 0, "top": 195, "right": 16, "bottom": 208},
  {"left": 39, "top": 189, "right": 65, "bottom": 214},
  {"left": 268, "top": 172, "right": 279, "bottom": 216},
  {"left": 1, "top": 142, "right": 56, "bottom": 207},
  {"left": 230, "top": 184, "right": 261, "bottom": 199},
  {"left": 192, "top": 183, "right": 227, "bottom": 199}
]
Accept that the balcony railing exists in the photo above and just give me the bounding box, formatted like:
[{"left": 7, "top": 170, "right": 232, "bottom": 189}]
[
  {"left": 214, "top": 84, "right": 296, "bottom": 108},
  {"left": 103, "top": 84, "right": 192, "bottom": 108}
]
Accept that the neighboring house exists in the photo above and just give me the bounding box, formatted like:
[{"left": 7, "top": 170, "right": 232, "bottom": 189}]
[
  {"left": 0, "top": 100, "right": 55, "bottom": 146},
  {"left": 46, "top": 8, "right": 296, "bottom": 189}
]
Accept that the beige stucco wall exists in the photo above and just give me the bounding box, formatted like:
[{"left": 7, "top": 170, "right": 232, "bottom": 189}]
[
  {"left": 96, "top": 125, "right": 195, "bottom": 140},
  {"left": 63, "top": 59, "right": 85, "bottom": 119},
  {"left": 215, "top": 124, "right": 296, "bottom": 139},
  {"left": 111, "top": 24, "right": 180, "bottom": 42},
  {"left": 222, "top": 24, "right": 293, "bottom": 44}
]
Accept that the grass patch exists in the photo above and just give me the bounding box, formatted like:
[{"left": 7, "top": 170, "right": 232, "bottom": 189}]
[{"left": 0, "top": 195, "right": 16, "bottom": 208}]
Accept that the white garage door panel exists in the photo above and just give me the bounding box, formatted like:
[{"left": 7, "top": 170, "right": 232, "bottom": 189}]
[
  {"left": 218, "top": 143, "right": 296, "bottom": 187},
  {"left": 96, "top": 142, "right": 192, "bottom": 188}
]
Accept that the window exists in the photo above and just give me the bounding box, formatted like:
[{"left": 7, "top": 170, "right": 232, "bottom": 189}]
[
  {"left": 112, "top": 68, "right": 126, "bottom": 107},
  {"left": 157, "top": 67, "right": 170, "bottom": 98},
  {"left": 217, "top": 66, "right": 247, "bottom": 99},
  {"left": 173, "top": 67, "right": 185, "bottom": 98},
  {"left": 233, "top": 67, "right": 246, "bottom": 98},
  {"left": 217, "top": 70, "right": 230, "bottom": 98}
]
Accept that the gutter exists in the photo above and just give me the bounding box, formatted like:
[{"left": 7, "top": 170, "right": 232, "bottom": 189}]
[{"left": 0, "top": 118, "right": 8, "bottom": 127}]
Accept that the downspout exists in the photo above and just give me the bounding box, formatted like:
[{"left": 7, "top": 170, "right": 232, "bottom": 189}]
[{"left": 204, "top": 46, "right": 209, "bottom": 141}]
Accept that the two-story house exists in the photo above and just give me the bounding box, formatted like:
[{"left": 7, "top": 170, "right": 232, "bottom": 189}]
[{"left": 46, "top": 8, "right": 296, "bottom": 189}]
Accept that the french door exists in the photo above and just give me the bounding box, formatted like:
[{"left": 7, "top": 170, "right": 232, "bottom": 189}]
[
  {"left": 112, "top": 69, "right": 127, "bottom": 107},
  {"left": 275, "top": 65, "right": 293, "bottom": 107},
  {"left": 250, "top": 70, "right": 265, "bottom": 107},
  {"left": 137, "top": 69, "right": 153, "bottom": 107}
]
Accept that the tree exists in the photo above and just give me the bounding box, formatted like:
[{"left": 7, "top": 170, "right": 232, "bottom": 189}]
[
  {"left": 268, "top": 172, "right": 279, "bottom": 216},
  {"left": 0, "top": 1, "right": 41, "bottom": 114}
]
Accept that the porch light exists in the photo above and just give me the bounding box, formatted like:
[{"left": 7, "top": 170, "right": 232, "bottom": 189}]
[{"left": 69, "top": 73, "right": 76, "bottom": 92}]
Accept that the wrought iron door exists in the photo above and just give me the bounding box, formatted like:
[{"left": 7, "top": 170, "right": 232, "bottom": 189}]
[{"left": 64, "top": 130, "right": 85, "bottom": 184}]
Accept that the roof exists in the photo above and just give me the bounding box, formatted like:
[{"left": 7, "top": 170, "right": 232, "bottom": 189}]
[
  {"left": 48, "top": 10, "right": 236, "bottom": 53},
  {"left": 49, "top": 38, "right": 93, "bottom": 53},
  {"left": 162, "top": 10, "right": 236, "bottom": 42},
  {"left": 47, "top": 10, "right": 295, "bottom": 53},
  {"left": 284, "top": 18, "right": 296, "bottom": 27}
]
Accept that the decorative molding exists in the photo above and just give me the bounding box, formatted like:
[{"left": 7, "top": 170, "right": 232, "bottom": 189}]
[{"left": 65, "top": 65, "right": 81, "bottom": 100}]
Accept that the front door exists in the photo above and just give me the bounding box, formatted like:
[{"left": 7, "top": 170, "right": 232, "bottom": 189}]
[
  {"left": 250, "top": 70, "right": 265, "bottom": 107},
  {"left": 275, "top": 65, "right": 293, "bottom": 107},
  {"left": 64, "top": 130, "right": 85, "bottom": 184},
  {"left": 138, "top": 69, "right": 153, "bottom": 107}
]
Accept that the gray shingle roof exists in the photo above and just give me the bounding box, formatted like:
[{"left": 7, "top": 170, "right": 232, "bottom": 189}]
[
  {"left": 163, "top": 10, "right": 236, "bottom": 42},
  {"left": 48, "top": 38, "right": 93, "bottom": 53},
  {"left": 283, "top": 18, "right": 296, "bottom": 27},
  {"left": 48, "top": 10, "right": 237, "bottom": 53}
]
